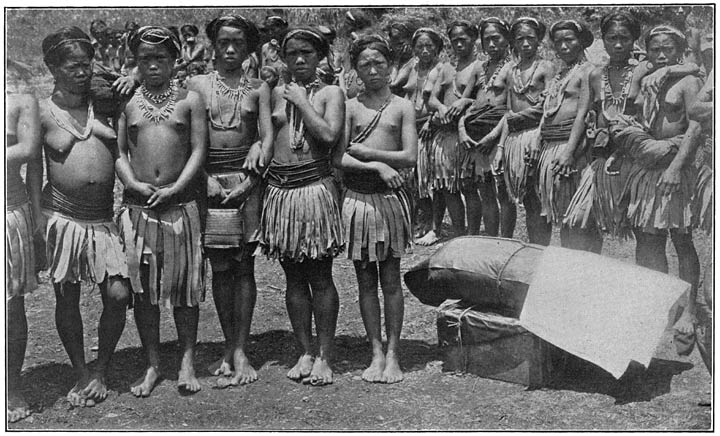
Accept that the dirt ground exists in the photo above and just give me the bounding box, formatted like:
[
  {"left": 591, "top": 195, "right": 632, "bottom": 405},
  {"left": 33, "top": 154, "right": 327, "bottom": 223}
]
[{"left": 8, "top": 205, "right": 713, "bottom": 430}]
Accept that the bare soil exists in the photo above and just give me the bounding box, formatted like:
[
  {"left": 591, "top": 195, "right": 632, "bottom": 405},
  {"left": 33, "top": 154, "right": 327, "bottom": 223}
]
[{"left": 9, "top": 203, "right": 713, "bottom": 431}]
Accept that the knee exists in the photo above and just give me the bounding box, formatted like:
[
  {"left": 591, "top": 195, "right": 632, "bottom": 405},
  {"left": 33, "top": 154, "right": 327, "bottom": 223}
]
[
  {"left": 670, "top": 230, "right": 694, "bottom": 247},
  {"left": 461, "top": 178, "right": 477, "bottom": 194},
  {"left": 105, "top": 278, "right": 131, "bottom": 305}
]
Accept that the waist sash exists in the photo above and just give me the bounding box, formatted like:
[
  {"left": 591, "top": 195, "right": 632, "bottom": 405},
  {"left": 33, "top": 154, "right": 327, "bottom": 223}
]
[
  {"left": 42, "top": 184, "right": 113, "bottom": 221},
  {"left": 344, "top": 172, "right": 389, "bottom": 194},
  {"left": 507, "top": 106, "right": 543, "bottom": 133},
  {"left": 464, "top": 104, "right": 507, "bottom": 141},
  {"left": 541, "top": 118, "right": 574, "bottom": 142},
  {"left": 266, "top": 159, "right": 333, "bottom": 189},
  {"left": 6, "top": 179, "right": 28, "bottom": 211},
  {"left": 207, "top": 146, "right": 249, "bottom": 174}
]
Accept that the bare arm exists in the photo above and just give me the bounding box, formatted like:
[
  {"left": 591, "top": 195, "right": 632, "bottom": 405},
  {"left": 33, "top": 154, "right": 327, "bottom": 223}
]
[
  {"left": 688, "top": 76, "right": 713, "bottom": 128},
  {"left": 285, "top": 84, "right": 345, "bottom": 146},
  {"left": 351, "top": 100, "right": 418, "bottom": 168},
  {"left": 7, "top": 95, "right": 41, "bottom": 165},
  {"left": 554, "top": 67, "right": 592, "bottom": 176},
  {"left": 26, "top": 155, "right": 44, "bottom": 233},
  {"left": 168, "top": 92, "right": 207, "bottom": 195}
]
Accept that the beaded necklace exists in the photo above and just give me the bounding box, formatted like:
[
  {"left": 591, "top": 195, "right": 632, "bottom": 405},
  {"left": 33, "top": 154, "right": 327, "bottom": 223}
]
[
  {"left": 135, "top": 82, "right": 178, "bottom": 124},
  {"left": 287, "top": 78, "right": 321, "bottom": 151},
  {"left": 49, "top": 98, "right": 94, "bottom": 141},
  {"left": 543, "top": 59, "right": 586, "bottom": 119},
  {"left": 601, "top": 63, "right": 634, "bottom": 118},
  {"left": 209, "top": 71, "right": 251, "bottom": 130},
  {"left": 480, "top": 54, "right": 510, "bottom": 93},
  {"left": 511, "top": 57, "right": 539, "bottom": 96}
]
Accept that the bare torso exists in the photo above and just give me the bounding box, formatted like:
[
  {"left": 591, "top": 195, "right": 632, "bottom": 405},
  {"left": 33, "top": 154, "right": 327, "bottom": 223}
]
[
  {"left": 507, "top": 59, "right": 552, "bottom": 112},
  {"left": 473, "top": 60, "right": 510, "bottom": 108},
  {"left": 347, "top": 95, "right": 407, "bottom": 152},
  {"left": 544, "top": 62, "right": 593, "bottom": 126}
]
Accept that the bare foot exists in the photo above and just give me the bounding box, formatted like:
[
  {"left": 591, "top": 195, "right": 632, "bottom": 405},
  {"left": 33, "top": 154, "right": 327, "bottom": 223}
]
[
  {"left": 130, "top": 367, "right": 160, "bottom": 398},
  {"left": 361, "top": 354, "right": 386, "bottom": 383},
  {"left": 302, "top": 357, "right": 333, "bottom": 386},
  {"left": 216, "top": 351, "right": 258, "bottom": 388},
  {"left": 177, "top": 367, "right": 201, "bottom": 394},
  {"left": 7, "top": 390, "right": 30, "bottom": 423},
  {"left": 415, "top": 230, "right": 439, "bottom": 246},
  {"left": 674, "top": 311, "right": 697, "bottom": 335},
  {"left": 207, "top": 356, "right": 233, "bottom": 376},
  {"left": 81, "top": 373, "right": 108, "bottom": 404},
  {"left": 287, "top": 354, "right": 314, "bottom": 381},
  {"left": 381, "top": 353, "right": 404, "bottom": 384},
  {"left": 66, "top": 375, "right": 91, "bottom": 407}
]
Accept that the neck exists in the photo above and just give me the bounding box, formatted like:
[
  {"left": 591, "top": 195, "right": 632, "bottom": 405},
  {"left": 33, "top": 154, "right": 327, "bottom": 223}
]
[
  {"left": 144, "top": 81, "right": 172, "bottom": 93},
  {"left": 216, "top": 62, "right": 245, "bottom": 78},
  {"left": 294, "top": 74, "right": 317, "bottom": 86},
  {"left": 364, "top": 85, "right": 391, "bottom": 100},
  {"left": 418, "top": 58, "right": 435, "bottom": 71},
  {"left": 457, "top": 52, "right": 473, "bottom": 66},
  {"left": 608, "top": 56, "right": 631, "bottom": 67},
  {"left": 51, "top": 88, "right": 86, "bottom": 108},
  {"left": 519, "top": 55, "right": 536, "bottom": 68}
]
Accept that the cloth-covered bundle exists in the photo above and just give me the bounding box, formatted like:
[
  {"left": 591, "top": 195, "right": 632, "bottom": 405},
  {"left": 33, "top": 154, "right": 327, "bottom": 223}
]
[
  {"left": 404, "top": 236, "right": 544, "bottom": 316},
  {"left": 6, "top": 202, "right": 38, "bottom": 297},
  {"left": 613, "top": 125, "right": 683, "bottom": 169},
  {"left": 118, "top": 198, "right": 205, "bottom": 308}
]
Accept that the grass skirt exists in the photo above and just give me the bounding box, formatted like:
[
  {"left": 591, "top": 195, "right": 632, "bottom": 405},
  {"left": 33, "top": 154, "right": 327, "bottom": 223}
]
[
  {"left": 430, "top": 128, "right": 465, "bottom": 193},
  {"left": 537, "top": 140, "right": 588, "bottom": 224},
  {"left": 417, "top": 133, "right": 433, "bottom": 199},
  {"left": 342, "top": 188, "right": 412, "bottom": 263},
  {"left": 118, "top": 201, "right": 205, "bottom": 307},
  {"left": 254, "top": 177, "right": 344, "bottom": 262},
  {"left": 44, "top": 210, "right": 128, "bottom": 285},
  {"left": 564, "top": 157, "right": 632, "bottom": 236},
  {"left": 6, "top": 202, "right": 37, "bottom": 297},
  {"left": 693, "top": 164, "right": 713, "bottom": 234},
  {"left": 621, "top": 164, "right": 696, "bottom": 232},
  {"left": 502, "top": 127, "right": 539, "bottom": 203}
]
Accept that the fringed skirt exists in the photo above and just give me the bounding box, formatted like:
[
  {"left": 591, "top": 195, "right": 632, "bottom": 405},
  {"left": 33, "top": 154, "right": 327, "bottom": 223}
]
[
  {"left": 416, "top": 133, "right": 433, "bottom": 199},
  {"left": 118, "top": 201, "right": 205, "bottom": 307},
  {"left": 342, "top": 188, "right": 412, "bottom": 263},
  {"left": 502, "top": 127, "right": 539, "bottom": 203},
  {"left": 254, "top": 177, "right": 344, "bottom": 262},
  {"left": 461, "top": 147, "right": 497, "bottom": 182},
  {"left": 537, "top": 140, "right": 588, "bottom": 224},
  {"left": 694, "top": 164, "right": 713, "bottom": 234},
  {"left": 622, "top": 163, "right": 697, "bottom": 233},
  {"left": 564, "top": 157, "right": 631, "bottom": 236},
  {"left": 430, "top": 128, "right": 465, "bottom": 193},
  {"left": 44, "top": 210, "right": 128, "bottom": 285},
  {"left": 6, "top": 203, "right": 38, "bottom": 298}
]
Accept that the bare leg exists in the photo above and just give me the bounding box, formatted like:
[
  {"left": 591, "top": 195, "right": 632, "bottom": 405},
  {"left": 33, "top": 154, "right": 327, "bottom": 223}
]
[
  {"left": 671, "top": 230, "right": 700, "bottom": 335},
  {"left": 633, "top": 229, "right": 668, "bottom": 273},
  {"left": 461, "top": 178, "right": 483, "bottom": 236},
  {"left": 416, "top": 193, "right": 445, "bottom": 245},
  {"left": 83, "top": 276, "right": 130, "bottom": 404},
  {"left": 560, "top": 221, "right": 603, "bottom": 253},
  {"left": 281, "top": 260, "right": 314, "bottom": 380},
  {"left": 414, "top": 197, "right": 433, "bottom": 238},
  {"left": 523, "top": 188, "right": 551, "bottom": 246},
  {"left": 131, "top": 266, "right": 161, "bottom": 397},
  {"left": 305, "top": 258, "right": 339, "bottom": 386},
  {"left": 54, "top": 282, "right": 92, "bottom": 407},
  {"left": 476, "top": 177, "right": 499, "bottom": 236},
  {"left": 444, "top": 189, "right": 466, "bottom": 237},
  {"left": 353, "top": 261, "right": 385, "bottom": 382},
  {"left": 209, "top": 268, "right": 235, "bottom": 376},
  {"left": 174, "top": 306, "right": 201, "bottom": 393},
  {"left": 8, "top": 296, "right": 30, "bottom": 422},
  {"left": 379, "top": 257, "right": 404, "bottom": 383},
  {"left": 496, "top": 177, "right": 517, "bottom": 238}
]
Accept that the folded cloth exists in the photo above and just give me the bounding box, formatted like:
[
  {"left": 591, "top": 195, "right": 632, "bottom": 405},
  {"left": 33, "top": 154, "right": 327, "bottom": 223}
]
[
  {"left": 520, "top": 245, "right": 689, "bottom": 379},
  {"left": 6, "top": 202, "right": 38, "bottom": 297}
]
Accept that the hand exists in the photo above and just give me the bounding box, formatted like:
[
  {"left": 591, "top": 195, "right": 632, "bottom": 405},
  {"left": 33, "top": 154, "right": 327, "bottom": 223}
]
[
  {"left": 436, "top": 105, "right": 451, "bottom": 125},
  {"left": 491, "top": 149, "right": 505, "bottom": 175},
  {"left": 207, "top": 176, "right": 226, "bottom": 200},
  {"left": 604, "top": 154, "right": 621, "bottom": 176},
  {"left": 418, "top": 119, "right": 433, "bottom": 141},
  {"left": 551, "top": 153, "right": 576, "bottom": 178},
  {"left": 244, "top": 141, "right": 271, "bottom": 174},
  {"left": 283, "top": 82, "right": 308, "bottom": 106},
  {"left": 221, "top": 174, "right": 256, "bottom": 206},
  {"left": 346, "top": 142, "right": 374, "bottom": 161},
  {"left": 477, "top": 135, "right": 495, "bottom": 155},
  {"left": 657, "top": 165, "right": 681, "bottom": 196},
  {"left": 446, "top": 99, "right": 471, "bottom": 121},
  {"left": 132, "top": 181, "right": 158, "bottom": 198},
  {"left": 641, "top": 66, "right": 669, "bottom": 95},
  {"left": 458, "top": 129, "right": 479, "bottom": 150},
  {"left": 376, "top": 162, "right": 403, "bottom": 189},
  {"left": 524, "top": 141, "right": 541, "bottom": 167},
  {"left": 112, "top": 75, "right": 138, "bottom": 96},
  {"left": 146, "top": 185, "right": 176, "bottom": 209}
]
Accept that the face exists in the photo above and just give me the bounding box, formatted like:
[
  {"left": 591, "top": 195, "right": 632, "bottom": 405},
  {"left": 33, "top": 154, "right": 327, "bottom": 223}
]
[
  {"left": 414, "top": 34, "right": 438, "bottom": 65},
  {"left": 283, "top": 38, "right": 320, "bottom": 82},
  {"left": 136, "top": 43, "right": 176, "bottom": 88},
  {"left": 482, "top": 24, "right": 509, "bottom": 60},
  {"left": 388, "top": 27, "right": 412, "bottom": 62},
  {"left": 182, "top": 30, "right": 196, "bottom": 43},
  {"left": 513, "top": 24, "right": 539, "bottom": 60},
  {"left": 355, "top": 48, "right": 390, "bottom": 90},
  {"left": 51, "top": 43, "right": 93, "bottom": 94},
  {"left": 449, "top": 26, "right": 475, "bottom": 59},
  {"left": 552, "top": 29, "right": 583, "bottom": 63},
  {"left": 646, "top": 34, "right": 681, "bottom": 68},
  {"left": 603, "top": 22, "right": 634, "bottom": 63},
  {"left": 214, "top": 26, "right": 249, "bottom": 69}
]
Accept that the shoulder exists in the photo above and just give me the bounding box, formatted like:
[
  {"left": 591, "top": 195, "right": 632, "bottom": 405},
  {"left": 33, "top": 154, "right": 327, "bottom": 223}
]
[
  {"left": 9, "top": 93, "right": 38, "bottom": 112},
  {"left": 248, "top": 77, "right": 265, "bottom": 90},
  {"left": 393, "top": 95, "right": 415, "bottom": 113},
  {"left": 538, "top": 59, "right": 555, "bottom": 74},
  {"left": 589, "top": 65, "right": 603, "bottom": 82},
  {"left": 186, "top": 74, "right": 210, "bottom": 92},
  {"left": 678, "top": 74, "right": 703, "bottom": 91},
  {"left": 180, "top": 88, "right": 203, "bottom": 106},
  {"left": 318, "top": 84, "right": 345, "bottom": 101}
]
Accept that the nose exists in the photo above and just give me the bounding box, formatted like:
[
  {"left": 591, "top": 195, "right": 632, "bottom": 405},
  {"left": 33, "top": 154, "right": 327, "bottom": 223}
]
[
  {"left": 295, "top": 55, "right": 306, "bottom": 65},
  {"left": 369, "top": 65, "right": 378, "bottom": 75},
  {"left": 226, "top": 44, "right": 236, "bottom": 54}
]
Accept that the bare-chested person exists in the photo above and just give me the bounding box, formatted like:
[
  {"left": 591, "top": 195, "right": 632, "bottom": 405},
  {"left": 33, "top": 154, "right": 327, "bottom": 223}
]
[
  {"left": 38, "top": 27, "right": 131, "bottom": 407},
  {"left": 187, "top": 15, "right": 273, "bottom": 388},
  {"left": 458, "top": 17, "right": 517, "bottom": 237},
  {"left": 6, "top": 92, "right": 41, "bottom": 422},
  {"left": 337, "top": 35, "right": 417, "bottom": 383},
  {"left": 535, "top": 20, "right": 602, "bottom": 252},
  {"left": 424, "top": 21, "right": 480, "bottom": 239},
  {"left": 612, "top": 25, "right": 702, "bottom": 333},
  {"left": 492, "top": 17, "right": 554, "bottom": 244},
  {"left": 116, "top": 26, "right": 207, "bottom": 396},
  {"left": 254, "top": 27, "right": 345, "bottom": 386}
]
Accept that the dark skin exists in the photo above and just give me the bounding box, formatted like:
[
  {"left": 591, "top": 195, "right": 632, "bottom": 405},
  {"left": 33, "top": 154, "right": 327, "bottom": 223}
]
[
  {"left": 116, "top": 41, "right": 207, "bottom": 397},
  {"left": 337, "top": 47, "right": 417, "bottom": 383},
  {"left": 187, "top": 25, "right": 273, "bottom": 388},
  {"left": 7, "top": 93, "right": 41, "bottom": 423},
  {"left": 269, "top": 37, "right": 345, "bottom": 386},
  {"left": 39, "top": 43, "right": 131, "bottom": 408}
]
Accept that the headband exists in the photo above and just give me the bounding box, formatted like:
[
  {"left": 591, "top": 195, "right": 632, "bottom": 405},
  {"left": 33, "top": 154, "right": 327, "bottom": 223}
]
[
  {"left": 44, "top": 38, "right": 94, "bottom": 58},
  {"left": 350, "top": 34, "right": 392, "bottom": 67},
  {"left": 447, "top": 20, "right": 478, "bottom": 40},
  {"left": 130, "top": 26, "right": 181, "bottom": 57},
  {"left": 42, "top": 27, "right": 95, "bottom": 67},
  {"left": 600, "top": 11, "right": 641, "bottom": 40},
  {"left": 511, "top": 16, "right": 546, "bottom": 41},
  {"left": 390, "top": 21, "right": 411, "bottom": 36},
  {"left": 479, "top": 17, "right": 511, "bottom": 43},
  {"left": 412, "top": 27, "right": 444, "bottom": 51},
  {"left": 550, "top": 19, "right": 593, "bottom": 48},
  {"left": 206, "top": 14, "right": 259, "bottom": 48},
  {"left": 281, "top": 28, "right": 329, "bottom": 58},
  {"left": 645, "top": 25, "right": 687, "bottom": 50}
]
